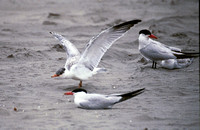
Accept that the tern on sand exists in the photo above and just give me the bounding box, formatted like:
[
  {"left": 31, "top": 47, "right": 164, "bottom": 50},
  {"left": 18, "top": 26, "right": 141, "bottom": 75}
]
[
  {"left": 64, "top": 88, "right": 145, "bottom": 109},
  {"left": 138, "top": 29, "right": 199, "bottom": 69},
  {"left": 51, "top": 19, "right": 141, "bottom": 87},
  {"left": 142, "top": 57, "right": 194, "bottom": 69},
  {"left": 160, "top": 58, "right": 194, "bottom": 69}
]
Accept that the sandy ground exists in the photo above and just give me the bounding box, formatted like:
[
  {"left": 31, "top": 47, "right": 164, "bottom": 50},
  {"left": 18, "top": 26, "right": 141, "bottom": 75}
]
[{"left": 0, "top": 0, "right": 199, "bottom": 129}]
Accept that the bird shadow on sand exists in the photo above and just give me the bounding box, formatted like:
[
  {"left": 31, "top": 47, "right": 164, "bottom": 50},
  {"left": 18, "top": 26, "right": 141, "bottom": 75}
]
[
  {"left": 58, "top": 83, "right": 97, "bottom": 92},
  {"left": 65, "top": 106, "right": 137, "bottom": 111},
  {"left": 138, "top": 65, "right": 167, "bottom": 72}
]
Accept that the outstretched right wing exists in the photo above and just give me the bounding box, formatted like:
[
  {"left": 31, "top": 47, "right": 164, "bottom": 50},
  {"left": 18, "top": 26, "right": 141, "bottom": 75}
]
[{"left": 78, "top": 19, "right": 142, "bottom": 71}]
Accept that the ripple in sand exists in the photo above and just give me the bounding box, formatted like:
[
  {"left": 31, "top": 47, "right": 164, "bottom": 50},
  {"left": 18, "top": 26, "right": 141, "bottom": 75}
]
[
  {"left": 47, "top": 13, "right": 61, "bottom": 19},
  {"left": 42, "top": 21, "right": 57, "bottom": 25}
]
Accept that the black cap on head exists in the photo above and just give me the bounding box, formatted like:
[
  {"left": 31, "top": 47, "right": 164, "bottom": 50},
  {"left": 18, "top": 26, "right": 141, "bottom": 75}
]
[
  {"left": 139, "top": 29, "right": 151, "bottom": 35},
  {"left": 72, "top": 88, "right": 87, "bottom": 93},
  {"left": 56, "top": 68, "right": 65, "bottom": 76}
]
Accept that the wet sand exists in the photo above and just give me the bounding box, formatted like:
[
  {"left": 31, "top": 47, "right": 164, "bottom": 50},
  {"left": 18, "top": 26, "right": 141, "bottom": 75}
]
[{"left": 0, "top": 0, "right": 199, "bottom": 129}]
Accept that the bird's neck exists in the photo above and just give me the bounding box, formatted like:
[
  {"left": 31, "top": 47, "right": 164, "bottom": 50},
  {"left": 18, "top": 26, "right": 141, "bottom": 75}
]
[{"left": 138, "top": 35, "right": 150, "bottom": 50}]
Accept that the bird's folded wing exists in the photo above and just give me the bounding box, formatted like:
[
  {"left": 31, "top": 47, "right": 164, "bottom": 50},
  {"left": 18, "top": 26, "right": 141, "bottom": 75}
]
[
  {"left": 164, "top": 45, "right": 181, "bottom": 52},
  {"left": 143, "top": 42, "right": 176, "bottom": 60},
  {"left": 78, "top": 95, "right": 110, "bottom": 109},
  {"left": 152, "top": 40, "right": 182, "bottom": 52}
]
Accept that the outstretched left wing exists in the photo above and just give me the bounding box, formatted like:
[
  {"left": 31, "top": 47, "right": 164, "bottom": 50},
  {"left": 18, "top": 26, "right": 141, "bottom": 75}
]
[
  {"left": 50, "top": 32, "right": 81, "bottom": 70},
  {"left": 50, "top": 32, "right": 80, "bottom": 58}
]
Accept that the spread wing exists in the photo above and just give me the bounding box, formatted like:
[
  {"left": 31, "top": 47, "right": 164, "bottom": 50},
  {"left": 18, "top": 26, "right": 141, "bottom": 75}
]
[
  {"left": 77, "top": 19, "right": 142, "bottom": 70},
  {"left": 50, "top": 32, "right": 81, "bottom": 70},
  {"left": 50, "top": 32, "right": 80, "bottom": 58}
]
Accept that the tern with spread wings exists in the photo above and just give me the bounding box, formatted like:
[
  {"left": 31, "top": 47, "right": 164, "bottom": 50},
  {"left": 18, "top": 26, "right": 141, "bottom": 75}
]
[{"left": 51, "top": 19, "right": 141, "bottom": 87}]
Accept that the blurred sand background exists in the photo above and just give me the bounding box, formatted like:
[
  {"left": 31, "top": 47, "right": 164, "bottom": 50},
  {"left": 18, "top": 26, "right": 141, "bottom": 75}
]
[{"left": 0, "top": 0, "right": 199, "bottom": 129}]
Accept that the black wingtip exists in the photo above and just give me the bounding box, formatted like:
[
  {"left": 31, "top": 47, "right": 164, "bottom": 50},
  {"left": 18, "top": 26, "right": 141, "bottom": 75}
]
[
  {"left": 115, "top": 19, "right": 142, "bottom": 27},
  {"left": 174, "top": 52, "right": 199, "bottom": 59},
  {"left": 118, "top": 88, "right": 145, "bottom": 103},
  {"left": 180, "top": 51, "right": 199, "bottom": 55},
  {"left": 125, "top": 19, "right": 142, "bottom": 24},
  {"left": 49, "top": 31, "right": 53, "bottom": 34},
  {"left": 133, "top": 19, "right": 142, "bottom": 23},
  {"left": 131, "top": 88, "right": 145, "bottom": 96}
]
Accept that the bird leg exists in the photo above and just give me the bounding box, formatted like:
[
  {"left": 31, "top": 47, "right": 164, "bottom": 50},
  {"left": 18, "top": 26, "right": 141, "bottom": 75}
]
[
  {"left": 152, "top": 61, "right": 157, "bottom": 69},
  {"left": 155, "top": 62, "right": 157, "bottom": 69},
  {"left": 152, "top": 61, "right": 155, "bottom": 68},
  {"left": 78, "top": 81, "right": 82, "bottom": 88}
]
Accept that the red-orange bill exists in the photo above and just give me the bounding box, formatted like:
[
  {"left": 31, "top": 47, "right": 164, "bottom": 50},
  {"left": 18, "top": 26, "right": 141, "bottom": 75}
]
[
  {"left": 51, "top": 74, "right": 59, "bottom": 78},
  {"left": 148, "top": 34, "right": 157, "bottom": 39},
  {"left": 64, "top": 92, "right": 74, "bottom": 95}
]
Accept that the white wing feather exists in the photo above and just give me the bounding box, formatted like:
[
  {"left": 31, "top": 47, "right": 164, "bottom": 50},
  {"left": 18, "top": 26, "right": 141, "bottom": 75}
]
[
  {"left": 50, "top": 32, "right": 81, "bottom": 70},
  {"left": 152, "top": 39, "right": 182, "bottom": 52},
  {"left": 77, "top": 94, "right": 121, "bottom": 109},
  {"left": 50, "top": 32, "right": 80, "bottom": 57},
  {"left": 77, "top": 20, "right": 141, "bottom": 70}
]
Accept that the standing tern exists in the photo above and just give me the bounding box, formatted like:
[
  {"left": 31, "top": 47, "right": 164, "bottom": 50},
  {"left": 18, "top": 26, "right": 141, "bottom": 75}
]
[
  {"left": 64, "top": 88, "right": 145, "bottom": 109},
  {"left": 50, "top": 19, "right": 141, "bottom": 87},
  {"left": 138, "top": 29, "right": 199, "bottom": 68}
]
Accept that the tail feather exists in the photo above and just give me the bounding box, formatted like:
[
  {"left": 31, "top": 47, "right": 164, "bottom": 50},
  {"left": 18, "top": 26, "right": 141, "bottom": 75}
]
[
  {"left": 118, "top": 88, "right": 145, "bottom": 103},
  {"left": 174, "top": 52, "right": 199, "bottom": 59},
  {"left": 92, "top": 68, "right": 107, "bottom": 75}
]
